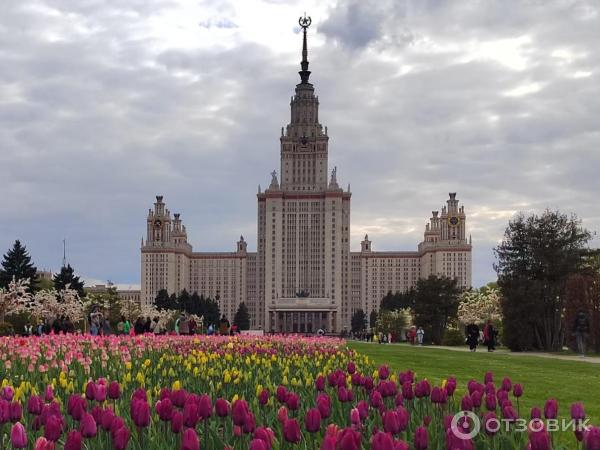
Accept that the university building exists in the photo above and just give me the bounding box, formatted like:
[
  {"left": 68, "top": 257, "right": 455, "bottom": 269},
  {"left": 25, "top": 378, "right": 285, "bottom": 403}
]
[{"left": 140, "top": 19, "right": 472, "bottom": 332}]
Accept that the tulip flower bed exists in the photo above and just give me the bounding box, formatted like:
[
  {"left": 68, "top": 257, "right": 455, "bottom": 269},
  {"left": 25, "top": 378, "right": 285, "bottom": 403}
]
[{"left": 0, "top": 335, "right": 598, "bottom": 450}]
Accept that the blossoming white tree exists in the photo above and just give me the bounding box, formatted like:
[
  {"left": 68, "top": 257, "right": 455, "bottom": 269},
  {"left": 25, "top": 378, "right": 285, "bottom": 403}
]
[
  {"left": 0, "top": 278, "right": 32, "bottom": 321},
  {"left": 457, "top": 287, "right": 503, "bottom": 325},
  {"left": 28, "top": 287, "right": 85, "bottom": 323}
]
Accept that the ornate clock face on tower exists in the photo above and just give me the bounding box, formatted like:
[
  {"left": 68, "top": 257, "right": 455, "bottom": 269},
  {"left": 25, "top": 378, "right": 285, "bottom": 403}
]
[
  {"left": 154, "top": 219, "right": 161, "bottom": 228},
  {"left": 448, "top": 216, "right": 460, "bottom": 226}
]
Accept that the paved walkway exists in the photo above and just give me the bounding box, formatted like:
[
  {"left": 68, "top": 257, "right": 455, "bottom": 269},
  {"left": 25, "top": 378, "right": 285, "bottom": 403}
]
[{"left": 354, "top": 342, "right": 600, "bottom": 364}]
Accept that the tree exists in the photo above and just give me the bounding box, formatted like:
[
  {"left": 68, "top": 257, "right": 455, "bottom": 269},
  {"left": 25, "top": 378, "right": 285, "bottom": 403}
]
[
  {"left": 177, "top": 289, "right": 191, "bottom": 313},
  {"left": 53, "top": 264, "right": 85, "bottom": 297},
  {"left": 457, "top": 287, "right": 502, "bottom": 325},
  {"left": 380, "top": 289, "right": 414, "bottom": 311},
  {"left": 495, "top": 210, "right": 592, "bottom": 351},
  {"left": 87, "top": 286, "right": 122, "bottom": 326},
  {"left": 0, "top": 240, "right": 38, "bottom": 292},
  {"left": 369, "top": 310, "right": 378, "bottom": 329},
  {"left": 0, "top": 278, "right": 32, "bottom": 322},
  {"left": 154, "top": 289, "right": 172, "bottom": 311},
  {"left": 413, "top": 275, "right": 461, "bottom": 345},
  {"left": 351, "top": 309, "right": 367, "bottom": 333},
  {"left": 376, "top": 309, "right": 409, "bottom": 338},
  {"left": 233, "top": 302, "right": 250, "bottom": 330}
]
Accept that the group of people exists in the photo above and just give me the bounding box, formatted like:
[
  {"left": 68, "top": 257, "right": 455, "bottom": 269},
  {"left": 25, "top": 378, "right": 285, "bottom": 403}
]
[
  {"left": 23, "top": 316, "right": 76, "bottom": 336},
  {"left": 406, "top": 326, "right": 425, "bottom": 345},
  {"left": 466, "top": 320, "right": 497, "bottom": 352},
  {"left": 206, "top": 316, "right": 240, "bottom": 336}
]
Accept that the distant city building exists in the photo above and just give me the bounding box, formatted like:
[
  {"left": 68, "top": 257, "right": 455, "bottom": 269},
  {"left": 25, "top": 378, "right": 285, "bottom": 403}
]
[
  {"left": 36, "top": 270, "right": 53, "bottom": 281},
  {"left": 86, "top": 284, "right": 141, "bottom": 305},
  {"left": 141, "top": 19, "right": 472, "bottom": 332}
]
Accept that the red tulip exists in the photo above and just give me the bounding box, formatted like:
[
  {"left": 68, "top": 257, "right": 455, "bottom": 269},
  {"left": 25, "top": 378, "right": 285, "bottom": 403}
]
[
  {"left": 215, "top": 398, "right": 230, "bottom": 417},
  {"left": 108, "top": 381, "right": 121, "bottom": 400},
  {"left": 305, "top": 408, "right": 322, "bottom": 433},
  {"left": 64, "top": 430, "right": 82, "bottom": 450},
  {"left": 283, "top": 418, "right": 301, "bottom": 443},
  {"left": 414, "top": 426, "right": 428, "bottom": 450},
  {"left": 112, "top": 425, "right": 130, "bottom": 450},
  {"left": 371, "top": 431, "right": 394, "bottom": 450},
  {"left": 181, "top": 428, "right": 200, "bottom": 450},
  {"left": 544, "top": 399, "right": 558, "bottom": 420},
  {"left": 11, "top": 422, "right": 27, "bottom": 448}
]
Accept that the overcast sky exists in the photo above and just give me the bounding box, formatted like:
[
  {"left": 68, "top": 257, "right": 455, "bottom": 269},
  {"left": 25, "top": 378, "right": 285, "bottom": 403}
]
[{"left": 1, "top": 0, "right": 599, "bottom": 289}]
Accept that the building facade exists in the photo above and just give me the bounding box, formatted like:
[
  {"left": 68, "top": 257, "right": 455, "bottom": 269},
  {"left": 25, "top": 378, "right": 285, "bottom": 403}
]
[{"left": 140, "top": 20, "right": 472, "bottom": 332}]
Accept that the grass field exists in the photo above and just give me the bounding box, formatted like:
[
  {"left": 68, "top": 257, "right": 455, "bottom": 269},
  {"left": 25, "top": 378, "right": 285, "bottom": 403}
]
[{"left": 347, "top": 341, "right": 600, "bottom": 426}]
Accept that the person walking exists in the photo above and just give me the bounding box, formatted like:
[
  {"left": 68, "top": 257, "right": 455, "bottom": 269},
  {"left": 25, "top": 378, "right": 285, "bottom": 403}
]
[
  {"left": 219, "top": 315, "right": 230, "bottom": 336},
  {"left": 483, "top": 320, "right": 496, "bottom": 352},
  {"left": 466, "top": 323, "right": 480, "bottom": 352},
  {"left": 416, "top": 327, "right": 425, "bottom": 346},
  {"left": 573, "top": 310, "right": 590, "bottom": 357}
]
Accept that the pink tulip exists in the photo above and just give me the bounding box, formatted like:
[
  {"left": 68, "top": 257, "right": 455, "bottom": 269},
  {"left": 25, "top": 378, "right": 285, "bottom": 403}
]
[
  {"left": 34, "top": 437, "right": 55, "bottom": 450},
  {"left": 11, "top": 422, "right": 28, "bottom": 448},
  {"left": 277, "top": 406, "right": 288, "bottom": 424},
  {"left": 181, "top": 428, "right": 200, "bottom": 450},
  {"left": 283, "top": 418, "right": 301, "bottom": 443}
]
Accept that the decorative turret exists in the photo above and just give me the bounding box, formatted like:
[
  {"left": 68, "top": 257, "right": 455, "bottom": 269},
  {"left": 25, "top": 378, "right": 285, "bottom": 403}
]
[
  {"left": 237, "top": 235, "right": 247, "bottom": 254},
  {"left": 361, "top": 234, "right": 372, "bottom": 253}
]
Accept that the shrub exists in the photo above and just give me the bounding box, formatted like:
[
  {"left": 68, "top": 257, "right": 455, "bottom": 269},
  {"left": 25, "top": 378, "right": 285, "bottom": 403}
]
[
  {"left": 0, "top": 322, "right": 15, "bottom": 336},
  {"left": 442, "top": 328, "right": 465, "bottom": 346}
]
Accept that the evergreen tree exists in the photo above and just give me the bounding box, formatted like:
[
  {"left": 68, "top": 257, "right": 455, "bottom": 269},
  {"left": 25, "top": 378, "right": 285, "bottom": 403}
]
[
  {"left": 0, "top": 240, "right": 38, "bottom": 292},
  {"left": 495, "top": 210, "right": 592, "bottom": 351},
  {"left": 169, "top": 293, "right": 178, "bottom": 310},
  {"left": 178, "top": 289, "right": 191, "bottom": 313},
  {"left": 351, "top": 309, "right": 367, "bottom": 333},
  {"left": 53, "top": 264, "right": 85, "bottom": 297},
  {"left": 380, "top": 289, "right": 415, "bottom": 311},
  {"left": 369, "top": 310, "right": 378, "bottom": 329},
  {"left": 204, "top": 297, "right": 220, "bottom": 327},
  {"left": 154, "top": 289, "right": 171, "bottom": 311},
  {"left": 412, "top": 275, "right": 461, "bottom": 345},
  {"left": 233, "top": 302, "right": 250, "bottom": 330}
]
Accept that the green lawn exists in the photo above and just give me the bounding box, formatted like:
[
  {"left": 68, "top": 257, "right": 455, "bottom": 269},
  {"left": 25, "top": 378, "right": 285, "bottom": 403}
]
[{"left": 347, "top": 342, "right": 600, "bottom": 425}]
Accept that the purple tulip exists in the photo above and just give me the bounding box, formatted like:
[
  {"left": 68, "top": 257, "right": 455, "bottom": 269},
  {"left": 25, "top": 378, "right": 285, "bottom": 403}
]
[
  {"left": 378, "top": 365, "right": 390, "bottom": 380},
  {"left": 232, "top": 400, "right": 249, "bottom": 426},
  {"left": 571, "top": 402, "right": 585, "bottom": 421},
  {"left": 338, "top": 428, "right": 361, "bottom": 450},
  {"left": 584, "top": 426, "right": 600, "bottom": 450},
  {"left": 131, "top": 399, "right": 150, "bottom": 428},
  {"left": 249, "top": 438, "right": 268, "bottom": 450},
  {"left": 461, "top": 395, "right": 473, "bottom": 411},
  {"left": 94, "top": 384, "right": 106, "bottom": 403},
  {"left": 431, "top": 387, "right": 447, "bottom": 404},
  {"left": 101, "top": 408, "right": 115, "bottom": 431},
  {"left": 513, "top": 383, "right": 523, "bottom": 398},
  {"left": 156, "top": 398, "right": 173, "bottom": 421},
  {"left": 10, "top": 401, "right": 22, "bottom": 422},
  {"left": 85, "top": 382, "right": 95, "bottom": 401},
  {"left": 183, "top": 401, "right": 200, "bottom": 428},
  {"left": 44, "top": 413, "right": 63, "bottom": 441},
  {"left": 258, "top": 389, "right": 270, "bottom": 406},
  {"left": 445, "top": 428, "right": 474, "bottom": 450},
  {"left": 531, "top": 407, "right": 542, "bottom": 420},
  {"left": 501, "top": 377, "right": 512, "bottom": 392},
  {"left": 315, "top": 376, "right": 326, "bottom": 391},
  {"left": 198, "top": 394, "right": 212, "bottom": 420},
  {"left": 470, "top": 391, "right": 482, "bottom": 408},
  {"left": 484, "top": 372, "right": 494, "bottom": 384},
  {"left": 383, "top": 411, "right": 401, "bottom": 435},
  {"left": 286, "top": 392, "right": 300, "bottom": 411},
  {"left": 276, "top": 386, "right": 288, "bottom": 403},
  {"left": 528, "top": 423, "right": 551, "bottom": 450},
  {"left": 485, "top": 394, "right": 497, "bottom": 411},
  {"left": 347, "top": 362, "right": 357, "bottom": 374},
  {"left": 446, "top": 377, "right": 457, "bottom": 397},
  {"left": 27, "top": 395, "right": 44, "bottom": 415},
  {"left": 11, "top": 422, "right": 28, "bottom": 448},
  {"left": 171, "top": 411, "right": 183, "bottom": 434},
  {"left": 483, "top": 412, "right": 498, "bottom": 436},
  {"left": 108, "top": 381, "right": 120, "bottom": 400}
]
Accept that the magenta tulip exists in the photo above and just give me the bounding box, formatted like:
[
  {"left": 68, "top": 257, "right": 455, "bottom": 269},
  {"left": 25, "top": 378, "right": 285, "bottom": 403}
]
[
  {"left": 544, "top": 399, "right": 558, "bottom": 420},
  {"left": 44, "top": 414, "right": 63, "bottom": 441},
  {"left": 101, "top": 408, "right": 115, "bottom": 431},
  {"left": 80, "top": 413, "right": 97, "bottom": 438},
  {"left": 371, "top": 431, "right": 394, "bottom": 450},
  {"left": 183, "top": 401, "right": 200, "bottom": 428},
  {"left": 171, "top": 411, "right": 183, "bottom": 434},
  {"left": 305, "top": 408, "right": 322, "bottom": 433},
  {"left": 286, "top": 392, "right": 300, "bottom": 411},
  {"left": 528, "top": 422, "right": 551, "bottom": 450},
  {"left": 34, "top": 437, "right": 55, "bottom": 450},
  {"left": 215, "top": 398, "right": 230, "bottom": 417},
  {"left": 571, "top": 402, "right": 585, "bottom": 421},
  {"left": 64, "top": 430, "right": 82, "bottom": 450},
  {"left": 461, "top": 395, "right": 473, "bottom": 411},
  {"left": 315, "top": 376, "right": 326, "bottom": 391},
  {"left": 338, "top": 428, "right": 361, "bottom": 450},
  {"left": 501, "top": 377, "right": 512, "bottom": 392},
  {"left": 414, "top": 426, "right": 428, "bottom": 450},
  {"left": 258, "top": 389, "right": 270, "bottom": 406},
  {"left": 283, "top": 418, "right": 301, "bottom": 443},
  {"left": 531, "top": 407, "right": 542, "bottom": 419},
  {"left": 181, "top": 428, "right": 200, "bottom": 450},
  {"left": 156, "top": 398, "right": 173, "bottom": 421},
  {"left": 11, "top": 422, "right": 28, "bottom": 448},
  {"left": 232, "top": 400, "right": 249, "bottom": 426},
  {"left": 108, "top": 381, "right": 120, "bottom": 400},
  {"left": 321, "top": 435, "right": 337, "bottom": 450},
  {"left": 112, "top": 425, "right": 130, "bottom": 450},
  {"left": 249, "top": 439, "right": 268, "bottom": 450},
  {"left": 276, "top": 385, "right": 288, "bottom": 403},
  {"left": 131, "top": 399, "right": 150, "bottom": 428},
  {"left": 513, "top": 383, "right": 523, "bottom": 398},
  {"left": 28, "top": 395, "right": 44, "bottom": 415},
  {"left": 483, "top": 412, "right": 499, "bottom": 436},
  {"left": 383, "top": 411, "right": 401, "bottom": 435},
  {"left": 9, "top": 401, "right": 22, "bottom": 422},
  {"left": 584, "top": 426, "right": 600, "bottom": 450},
  {"left": 485, "top": 393, "right": 497, "bottom": 411}
]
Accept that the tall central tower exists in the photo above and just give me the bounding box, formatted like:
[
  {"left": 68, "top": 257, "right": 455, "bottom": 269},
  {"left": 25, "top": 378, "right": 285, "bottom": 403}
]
[{"left": 257, "top": 16, "right": 351, "bottom": 333}]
